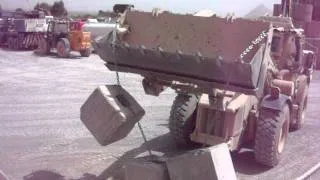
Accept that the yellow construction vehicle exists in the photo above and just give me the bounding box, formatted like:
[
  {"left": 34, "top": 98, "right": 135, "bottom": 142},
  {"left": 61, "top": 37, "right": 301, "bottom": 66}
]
[{"left": 37, "top": 19, "right": 92, "bottom": 58}]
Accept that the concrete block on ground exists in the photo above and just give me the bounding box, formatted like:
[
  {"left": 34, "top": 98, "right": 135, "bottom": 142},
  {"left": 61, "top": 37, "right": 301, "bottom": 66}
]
[
  {"left": 80, "top": 85, "right": 145, "bottom": 146},
  {"left": 124, "top": 159, "right": 170, "bottom": 180},
  {"left": 292, "top": 3, "right": 313, "bottom": 22},
  {"left": 307, "top": 21, "right": 320, "bottom": 38},
  {"left": 166, "top": 143, "right": 237, "bottom": 180},
  {"left": 273, "top": 4, "right": 282, "bottom": 16},
  {"left": 313, "top": 5, "right": 320, "bottom": 21}
]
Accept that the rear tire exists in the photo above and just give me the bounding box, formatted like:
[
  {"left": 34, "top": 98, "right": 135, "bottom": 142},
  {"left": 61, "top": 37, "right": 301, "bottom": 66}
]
[
  {"left": 169, "top": 93, "right": 199, "bottom": 147},
  {"left": 38, "top": 38, "right": 50, "bottom": 55},
  {"left": 80, "top": 48, "right": 91, "bottom": 57},
  {"left": 7, "top": 37, "right": 14, "bottom": 49},
  {"left": 56, "top": 38, "right": 70, "bottom": 58},
  {"left": 13, "top": 37, "right": 19, "bottom": 50},
  {"left": 254, "top": 104, "right": 290, "bottom": 167}
]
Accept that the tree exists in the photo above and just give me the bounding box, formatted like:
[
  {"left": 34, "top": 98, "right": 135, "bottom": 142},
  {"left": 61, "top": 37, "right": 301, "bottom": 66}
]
[
  {"left": 50, "top": 0, "right": 68, "bottom": 17},
  {"left": 34, "top": 2, "right": 51, "bottom": 11},
  {"left": 34, "top": 2, "right": 52, "bottom": 16},
  {"left": 15, "top": 8, "right": 24, "bottom": 12},
  {"left": 98, "top": 10, "right": 104, "bottom": 16}
]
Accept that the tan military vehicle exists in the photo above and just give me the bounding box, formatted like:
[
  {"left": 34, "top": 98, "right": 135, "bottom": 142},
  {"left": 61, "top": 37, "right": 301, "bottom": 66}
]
[{"left": 86, "top": 3, "right": 315, "bottom": 167}]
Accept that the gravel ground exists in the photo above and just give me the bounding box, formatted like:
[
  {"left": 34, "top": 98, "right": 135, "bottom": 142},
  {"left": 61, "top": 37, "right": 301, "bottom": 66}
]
[{"left": 0, "top": 49, "right": 319, "bottom": 180}]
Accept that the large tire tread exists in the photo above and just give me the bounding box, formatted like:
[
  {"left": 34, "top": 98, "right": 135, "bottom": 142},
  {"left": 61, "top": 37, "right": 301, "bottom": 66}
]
[
  {"left": 169, "top": 94, "right": 199, "bottom": 147},
  {"left": 38, "top": 38, "right": 50, "bottom": 55},
  {"left": 254, "top": 105, "right": 290, "bottom": 167},
  {"left": 56, "top": 38, "right": 70, "bottom": 58},
  {"left": 80, "top": 48, "right": 91, "bottom": 57},
  {"left": 7, "top": 37, "right": 14, "bottom": 49}
]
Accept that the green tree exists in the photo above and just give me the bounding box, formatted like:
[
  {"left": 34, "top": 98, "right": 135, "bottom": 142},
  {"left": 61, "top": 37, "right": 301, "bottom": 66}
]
[
  {"left": 15, "top": 8, "right": 24, "bottom": 12},
  {"left": 98, "top": 10, "right": 104, "bottom": 16},
  {"left": 50, "top": 0, "right": 68, "bottom": 17},
  {"left": 34, "top": 2, "right": 51, "bottom": 11},
  {"left": 34, "top": 2, "right": 52, "bottom": 16}
]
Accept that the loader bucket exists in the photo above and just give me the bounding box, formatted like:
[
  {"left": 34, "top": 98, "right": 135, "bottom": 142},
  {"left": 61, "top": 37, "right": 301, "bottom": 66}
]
[{"left": 94, "top": 11, "right": 272, "bottom": 95}]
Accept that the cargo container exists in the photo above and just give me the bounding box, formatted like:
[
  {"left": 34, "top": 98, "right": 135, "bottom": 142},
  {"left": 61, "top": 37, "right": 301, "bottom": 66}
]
[{"left": 0, "top": 10, "right": 49, "bottom": 50}]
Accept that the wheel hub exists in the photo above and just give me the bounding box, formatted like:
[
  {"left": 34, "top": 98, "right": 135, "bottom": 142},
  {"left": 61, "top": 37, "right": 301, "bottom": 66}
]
[{"left": 57, "top": 44, "right": 64, "bottom": 55}]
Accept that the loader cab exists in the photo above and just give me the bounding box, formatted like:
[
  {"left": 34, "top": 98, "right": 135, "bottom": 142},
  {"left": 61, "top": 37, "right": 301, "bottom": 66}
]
[
  {"left": 269, "top": 27, "right": 314, "bottom": 87},
  {"left": 259, "top": 16, "right": 312, "bottom": 73},
  {"left": 47, "top": 20, "right": 69, "bottom": 35},
  {"left": 46, "top": 20, "right": 69, "bottom": 46},
  {"left": 270, "top": 27, "right": 306, "bottom": 73}
]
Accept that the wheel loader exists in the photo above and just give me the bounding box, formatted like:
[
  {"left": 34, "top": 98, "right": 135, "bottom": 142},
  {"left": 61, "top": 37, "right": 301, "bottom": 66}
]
[
  {"left": 37, "top": 19, "right": 92, "bottom": 58},
  {"left": 82, "top": 2, "right": 315, "bottom": 168}
]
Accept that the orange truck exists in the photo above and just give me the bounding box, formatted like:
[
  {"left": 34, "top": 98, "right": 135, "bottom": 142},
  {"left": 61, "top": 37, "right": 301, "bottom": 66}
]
[{"left": 37, "top": 19, "right": 92, "bottom": 58}]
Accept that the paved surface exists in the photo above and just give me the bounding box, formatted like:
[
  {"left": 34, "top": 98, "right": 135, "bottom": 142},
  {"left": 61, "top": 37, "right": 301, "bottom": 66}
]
[
  {"left": 0, "top": 49, "right": 319, "bottom": 180},
  {"left": 307, "top": 167, "right": 320, "bottom": 180}
]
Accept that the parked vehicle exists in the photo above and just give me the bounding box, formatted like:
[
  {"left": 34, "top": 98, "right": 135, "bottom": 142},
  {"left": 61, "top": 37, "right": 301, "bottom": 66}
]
[
  {"left": 37, "top": 20, "right": 92, "bottom": 58},
  {"left": 0, "top": 10, "right": 50, "bottom": 50}
]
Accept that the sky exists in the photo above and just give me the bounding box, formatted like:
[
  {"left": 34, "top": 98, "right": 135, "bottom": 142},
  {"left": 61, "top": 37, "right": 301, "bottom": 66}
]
[{"left": 1, "top": 0, "right": 281, "bottom": 16}]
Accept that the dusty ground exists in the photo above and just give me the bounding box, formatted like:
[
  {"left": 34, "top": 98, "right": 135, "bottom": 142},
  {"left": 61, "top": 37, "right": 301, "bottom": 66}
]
[{"left": 0, "top": 49, "right": 319, "bottom": 180}]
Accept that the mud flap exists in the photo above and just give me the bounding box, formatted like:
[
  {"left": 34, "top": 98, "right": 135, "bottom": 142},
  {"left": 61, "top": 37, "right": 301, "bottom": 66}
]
[
  {"left": 261, "top": 94, "right": 292, "bottom": 112},
  {"left": 80, "top": 85, "right": 145, "bottom": 146}
]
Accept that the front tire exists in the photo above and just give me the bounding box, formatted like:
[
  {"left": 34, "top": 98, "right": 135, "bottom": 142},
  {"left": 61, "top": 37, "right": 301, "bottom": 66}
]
[
  {"left": 254, "top": 104, "right": 290, "bottom": 167},
  {"left": 38, "top": 38, "right": 50, "bottom": 55},
  {"left": 12, "top": 37, "right": 19, "bottom": 50},
  {"left": 7, "top": 37, "right": 14, "bottom": 49},
  {"left": 56, "top": 38, "right": 70, "bottom": 58},
  {"left": 169, "top": 93, "right": 199, "bottom": 147},
  {"left": 80, "top": 48, "right": 91, "bottom": 57}
]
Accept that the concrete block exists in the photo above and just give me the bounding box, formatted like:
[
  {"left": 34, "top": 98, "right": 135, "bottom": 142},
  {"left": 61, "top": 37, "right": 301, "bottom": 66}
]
[
  {"left": 124, "top": 160, "right": 170, "bottom": 180},
  {"left": 292, "top": 3, "right": 313, "bottom": 22},
  {"left": 80, "top": 85, "right": 145, "bottom": 146},
  {"left": 166, "top": 143, "right": 237, "bottom": 180},
  {"left": 273, "top": 4, "right": 282, "bottom": 16},
  {"left": 307, "top": 21, "right": 320, "bottom": 38}
]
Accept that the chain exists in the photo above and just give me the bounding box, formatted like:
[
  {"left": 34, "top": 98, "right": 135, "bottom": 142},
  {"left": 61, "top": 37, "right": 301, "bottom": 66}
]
[
  {"left": 112, "top": 22, "right": 120, "bottom": 85},
  {"left": 112, "top": 15, "right": 152, "bottom": 156},
  {"left": 137, "top": 122, "right": 153, "bottom": 157}
]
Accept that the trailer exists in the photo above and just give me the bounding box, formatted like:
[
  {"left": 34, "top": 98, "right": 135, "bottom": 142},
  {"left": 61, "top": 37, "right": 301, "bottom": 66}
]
[{"left": 0, "top": 10, "right": 50, "bottom": 50}]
